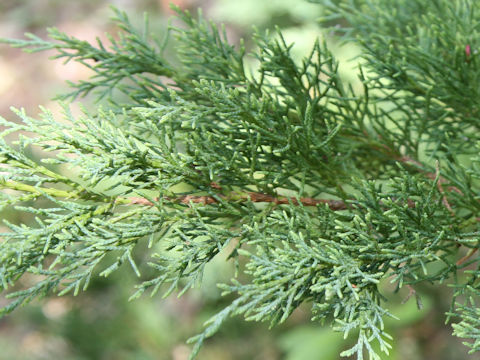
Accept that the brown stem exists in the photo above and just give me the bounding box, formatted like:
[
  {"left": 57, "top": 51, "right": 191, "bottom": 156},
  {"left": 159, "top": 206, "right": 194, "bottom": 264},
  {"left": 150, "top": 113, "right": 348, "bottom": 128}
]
[
  {"left": 128, "top": 192, "right": 348, "bottom": 210},
  {"left": 129, "top": 148, "right": 479, "bottom": 268},
  {"left": 126, "top": 149, "right": 432, "bottom": 211},
  {"left": 401, "top": 284, "right": 417, "bottom": 304},
  {"left": 456, "top": 248, "right": 479, "bottom": 266}
]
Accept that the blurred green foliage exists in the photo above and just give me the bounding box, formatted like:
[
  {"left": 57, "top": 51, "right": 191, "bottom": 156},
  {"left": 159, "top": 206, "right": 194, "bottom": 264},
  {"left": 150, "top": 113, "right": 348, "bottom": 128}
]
[{"left": 210, "top": 0, "right": 320, "bottom": 29}]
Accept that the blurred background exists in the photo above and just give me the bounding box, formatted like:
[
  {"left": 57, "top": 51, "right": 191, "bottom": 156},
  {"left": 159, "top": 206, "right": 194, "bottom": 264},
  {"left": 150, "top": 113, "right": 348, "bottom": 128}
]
[{"left": 0, "top": 1, "right": 473, "bottom": 359}]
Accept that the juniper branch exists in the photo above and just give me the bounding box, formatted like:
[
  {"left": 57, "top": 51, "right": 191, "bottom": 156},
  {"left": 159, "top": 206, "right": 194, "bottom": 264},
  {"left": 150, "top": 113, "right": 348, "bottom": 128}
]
[{"left": 1, "top": 2, "right": 480, "bottom": 359}]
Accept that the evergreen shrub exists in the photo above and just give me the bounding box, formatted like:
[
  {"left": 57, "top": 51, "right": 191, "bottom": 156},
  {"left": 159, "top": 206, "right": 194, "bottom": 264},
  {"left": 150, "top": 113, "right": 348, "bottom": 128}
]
[{"left": 1, "top": 1, "right": 480, "bottom": 358}]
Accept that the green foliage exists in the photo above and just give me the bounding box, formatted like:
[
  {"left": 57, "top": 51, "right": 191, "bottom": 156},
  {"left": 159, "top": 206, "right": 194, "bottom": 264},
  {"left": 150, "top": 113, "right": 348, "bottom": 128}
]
[{"left": 1, "top": 2, "right": 480, "bottom": 359}]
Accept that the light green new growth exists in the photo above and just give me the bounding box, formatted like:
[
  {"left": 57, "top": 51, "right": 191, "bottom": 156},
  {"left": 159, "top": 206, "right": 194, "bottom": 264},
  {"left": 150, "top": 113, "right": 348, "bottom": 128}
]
[{"left": 1, "top": 1, "right": 480, "bottom": 359}]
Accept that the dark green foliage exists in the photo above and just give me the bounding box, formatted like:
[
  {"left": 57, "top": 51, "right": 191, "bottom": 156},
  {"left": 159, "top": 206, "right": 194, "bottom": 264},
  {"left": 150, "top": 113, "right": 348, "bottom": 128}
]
[{"left": 1, "top": 2, "right": 480, "bottom": 359}]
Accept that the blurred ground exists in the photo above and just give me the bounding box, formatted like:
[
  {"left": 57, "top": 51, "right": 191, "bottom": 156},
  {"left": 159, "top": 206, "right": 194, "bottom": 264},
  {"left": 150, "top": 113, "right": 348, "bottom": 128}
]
[
  {"left": 0, "top": 0, "right": 189, "bottom": 115},
  {"left": 0, "top": 1, "right": 476, "bottom": 360}
]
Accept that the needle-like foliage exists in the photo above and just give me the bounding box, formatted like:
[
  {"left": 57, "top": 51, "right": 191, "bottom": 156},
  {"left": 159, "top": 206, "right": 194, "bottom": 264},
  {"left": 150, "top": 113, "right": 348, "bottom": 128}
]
[{"left": 1, "top": 2, "right": 480, "bottom": 359}]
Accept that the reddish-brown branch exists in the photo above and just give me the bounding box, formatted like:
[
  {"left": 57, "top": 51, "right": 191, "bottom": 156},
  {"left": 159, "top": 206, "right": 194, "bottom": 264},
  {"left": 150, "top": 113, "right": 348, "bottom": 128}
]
[
  {"left": 401, "top": 284, "right": 417, "bottom": 305},
  {"left": 127, "top": 153, "right": 442, "bottom": 211},
  {"left": 129, "top": 152, "right": 459, "bottom": 211},
  {"left": 128, "top": 192, "right": 348, "bottom": 210},
  {"left": 456, "top": 248, "right": 479, "bottom": 266},
  {"left": 129, "top": 150, "right": 480, "bottom": 268}
]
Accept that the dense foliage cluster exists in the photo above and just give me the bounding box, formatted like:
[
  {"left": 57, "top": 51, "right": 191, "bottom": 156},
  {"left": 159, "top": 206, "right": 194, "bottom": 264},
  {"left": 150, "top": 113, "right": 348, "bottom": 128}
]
[{"left": 1, "top": 1, "right": 480, "bottom": 358}]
